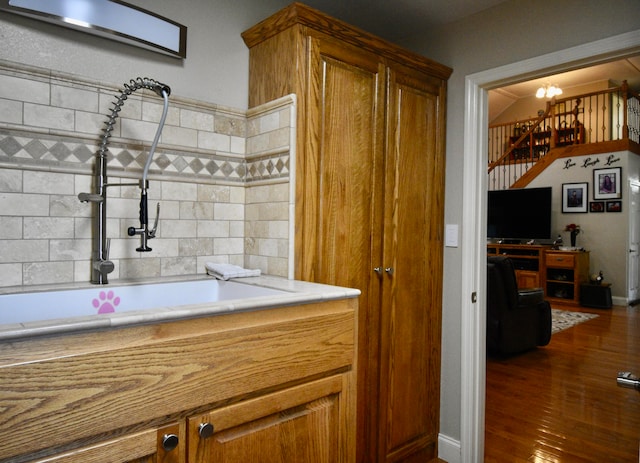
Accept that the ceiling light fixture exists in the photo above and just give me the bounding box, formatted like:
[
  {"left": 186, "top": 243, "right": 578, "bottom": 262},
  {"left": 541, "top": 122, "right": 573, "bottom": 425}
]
[{"left": 536, "top": 84, "right": 563, "bottom": 99}]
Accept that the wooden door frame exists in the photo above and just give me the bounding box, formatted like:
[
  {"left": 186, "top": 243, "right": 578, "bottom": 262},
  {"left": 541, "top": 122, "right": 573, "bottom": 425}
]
[{"left": 460, "top": 29, "right": 640, "bottom": 462}]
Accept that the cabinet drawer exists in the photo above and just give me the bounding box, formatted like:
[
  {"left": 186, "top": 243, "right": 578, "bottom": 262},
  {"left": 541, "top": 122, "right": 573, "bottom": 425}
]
[{"left": 546, "top": 253, "right": 575, "bottom": 268}]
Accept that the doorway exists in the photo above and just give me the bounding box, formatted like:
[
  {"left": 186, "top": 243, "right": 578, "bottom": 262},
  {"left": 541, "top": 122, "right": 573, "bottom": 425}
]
[{"left": 460, "top": 30, "right": 640, "bottom": 462}]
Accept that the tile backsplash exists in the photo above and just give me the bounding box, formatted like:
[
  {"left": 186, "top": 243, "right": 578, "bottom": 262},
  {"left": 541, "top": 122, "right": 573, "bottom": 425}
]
[{"left": 0, "top": 60, "right": 294, "bottom": 288}]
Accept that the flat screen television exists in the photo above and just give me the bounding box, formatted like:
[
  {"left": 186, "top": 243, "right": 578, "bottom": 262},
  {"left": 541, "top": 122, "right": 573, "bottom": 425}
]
[{"left": 487, "top": 187, "right": 552, "bottom": 242}]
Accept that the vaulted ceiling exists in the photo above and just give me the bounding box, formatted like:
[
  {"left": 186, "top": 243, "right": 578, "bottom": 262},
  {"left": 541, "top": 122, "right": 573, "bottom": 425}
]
[{"left": 489, "top": 56, "right": 640, "bottom": 121}]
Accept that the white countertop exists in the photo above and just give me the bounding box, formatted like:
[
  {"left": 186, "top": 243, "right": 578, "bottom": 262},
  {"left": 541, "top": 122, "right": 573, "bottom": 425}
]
[{"left": 0, "top": 275, "right": 360, "bottom": 341}]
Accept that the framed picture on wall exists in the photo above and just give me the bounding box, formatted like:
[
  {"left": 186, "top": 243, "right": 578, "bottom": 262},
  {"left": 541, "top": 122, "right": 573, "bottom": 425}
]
[
  {"left": 589, "top": 201, "right": 605, "bottom": 213},
  {"left": 562, "top": 182, "right": 588, "bottom": 213},
  {"left": 606, "top": 200, "right": 622, "bottom": 212},
  {"left": 593, "top": 167, "right": 621, "bottom": 200}
]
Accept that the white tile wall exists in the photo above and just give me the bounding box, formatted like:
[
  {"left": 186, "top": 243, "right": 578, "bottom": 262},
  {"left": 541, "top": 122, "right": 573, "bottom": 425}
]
[
  {"left": 0, "top": 60, "right": 295, "bottom": 288},
  {"left": 245, "top": 182, "right": 290, "bottom": 277},
  {"left": 0, "top": 74, "right": 49, "bottom": 104}
]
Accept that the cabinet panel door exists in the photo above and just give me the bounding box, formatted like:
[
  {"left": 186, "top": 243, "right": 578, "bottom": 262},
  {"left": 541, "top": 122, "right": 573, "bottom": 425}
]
[
  {"left": 379, "top": 66, "right": 445, "bottom": 462},
  {"left": 27, "top": 423, "right": 185, "bottom": 463},
  {"left": 301, "top": 37, "right": 386, "bottom": 462},
  {"left": 517, "top": 269, "right": 540, "bottom": 289},
  {"left": 299, "top": 36, "right": 385, "bottom": 291},
  {"left": 188, "top": 376, "right": 345, "bottom": 463}
]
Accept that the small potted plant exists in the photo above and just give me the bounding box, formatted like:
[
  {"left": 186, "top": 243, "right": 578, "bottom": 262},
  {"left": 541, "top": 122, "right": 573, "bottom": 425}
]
[{"left": 564, "top": 223, "right": 581, "bottom": 247}]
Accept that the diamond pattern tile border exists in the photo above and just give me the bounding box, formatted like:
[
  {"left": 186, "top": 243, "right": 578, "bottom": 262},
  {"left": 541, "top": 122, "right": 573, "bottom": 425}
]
[{"left": 0, "top": 129, "right": 289, "bottom": 184}]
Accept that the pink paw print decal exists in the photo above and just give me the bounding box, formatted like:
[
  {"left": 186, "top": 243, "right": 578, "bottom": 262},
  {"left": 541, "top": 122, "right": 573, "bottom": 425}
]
[{"left": 93, "top": 290, "right": 120, "bottom": 314}]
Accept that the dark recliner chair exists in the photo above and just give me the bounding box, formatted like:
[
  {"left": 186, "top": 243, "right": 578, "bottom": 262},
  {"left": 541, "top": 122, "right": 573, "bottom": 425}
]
[{"left": 486, "top": 256, "right": 552, "bottom": 356}]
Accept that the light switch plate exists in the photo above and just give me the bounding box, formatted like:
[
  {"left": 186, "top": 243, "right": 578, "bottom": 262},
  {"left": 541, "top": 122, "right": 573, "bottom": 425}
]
[{"left": 445, "top": 224, "right": 458, "bottom": 248}]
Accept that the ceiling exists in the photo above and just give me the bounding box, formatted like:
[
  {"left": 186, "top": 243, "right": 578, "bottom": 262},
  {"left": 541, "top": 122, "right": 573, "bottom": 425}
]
[
  {"left": 490, "top": 57, "right": 640, "bottom": 99},
  {"left": 488, "top": 56, "right": 640, "bottom": 121},
  {"left": 297, "top": 0, "right": 640, "bottom": 123},
  {"left": 289, "top": 0, "right": 510, "bottom": 42}
]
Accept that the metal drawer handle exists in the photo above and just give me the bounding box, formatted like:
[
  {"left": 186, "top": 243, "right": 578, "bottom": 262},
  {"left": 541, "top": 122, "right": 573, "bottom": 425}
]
[
  {"left": 162, "top": 434, "right": 179, "bottom": 452},
  {"left": 199, "top": 422, "right": 214, "bottom": 439},
  {"left": 618, "top": 372, "right": 640, "bottom": 391}
]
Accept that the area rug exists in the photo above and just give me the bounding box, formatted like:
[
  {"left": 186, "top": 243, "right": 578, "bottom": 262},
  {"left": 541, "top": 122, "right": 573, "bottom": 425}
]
[{"left": 551, "top": 308, "right": 599, "bottom": 334}]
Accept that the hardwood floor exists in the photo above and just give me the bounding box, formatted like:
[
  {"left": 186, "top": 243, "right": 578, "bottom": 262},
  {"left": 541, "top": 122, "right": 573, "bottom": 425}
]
[{"left": 485, "top": 303, "right": 640, "bottom": 462}]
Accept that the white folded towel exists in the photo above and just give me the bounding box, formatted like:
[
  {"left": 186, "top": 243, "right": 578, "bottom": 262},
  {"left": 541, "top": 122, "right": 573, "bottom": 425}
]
[{"left": 205, "top": 262, "right": 261, "bottom": 280}]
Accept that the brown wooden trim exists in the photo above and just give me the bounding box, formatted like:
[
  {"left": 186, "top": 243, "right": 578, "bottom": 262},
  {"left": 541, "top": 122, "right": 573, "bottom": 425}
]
[{"left": 512, "top": 139, "right": 640, "bottom": 188}]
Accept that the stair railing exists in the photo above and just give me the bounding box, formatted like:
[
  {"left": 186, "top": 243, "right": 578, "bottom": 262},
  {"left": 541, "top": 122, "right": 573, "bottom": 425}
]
[
  {"left": 488, "top": 81, "right": 639, "bottom": 189},
  {"left": 488, "top": 102, "right": 552, "bottom": 190}
]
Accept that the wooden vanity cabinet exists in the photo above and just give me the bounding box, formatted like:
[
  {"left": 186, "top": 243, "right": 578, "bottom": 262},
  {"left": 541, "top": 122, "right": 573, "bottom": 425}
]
[
  {"left": 0, "top": 300, "right": 356, "bottom": 463},
  {"left": 243, "top": 4, "right": 451, "bottom": 462}
]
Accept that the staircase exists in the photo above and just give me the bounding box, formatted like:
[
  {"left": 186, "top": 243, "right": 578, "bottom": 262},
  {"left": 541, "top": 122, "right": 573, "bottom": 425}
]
[{"left": 488, "top": 81, "right": 640, "bottom": 190}]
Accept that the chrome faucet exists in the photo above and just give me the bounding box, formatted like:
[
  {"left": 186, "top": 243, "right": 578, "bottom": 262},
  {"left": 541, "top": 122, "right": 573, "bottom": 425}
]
[{"left": 79, "top": 77, "right": 171, "bottom": 284}]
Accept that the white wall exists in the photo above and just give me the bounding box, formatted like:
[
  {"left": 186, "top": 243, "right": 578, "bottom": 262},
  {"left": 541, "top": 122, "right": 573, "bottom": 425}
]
[
  {"left": 527, "top": 152, "right": 629, "bottom": 300},
  {"left": 0, "top": 0, "right": 291, "bottom": 109},
  {"left": 400, "top": 0, "right": 640, "bottom": 452}
]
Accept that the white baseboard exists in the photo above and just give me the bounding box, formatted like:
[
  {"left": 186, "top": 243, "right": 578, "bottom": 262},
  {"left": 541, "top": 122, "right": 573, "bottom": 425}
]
[
  {"left": 613, "top": 295, "right": 627, "bottom": 307},
  {"left": 439, "top": 433, "right": 461, "bottom": 463}
]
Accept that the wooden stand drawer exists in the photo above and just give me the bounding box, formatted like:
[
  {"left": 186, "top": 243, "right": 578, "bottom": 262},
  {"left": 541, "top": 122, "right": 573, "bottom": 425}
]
[
  {"left": 543, "top": 250, "right": 590, "bottom": 305},
  {"left": 546, "top": 253, "right": 575, "bottom": 268}
]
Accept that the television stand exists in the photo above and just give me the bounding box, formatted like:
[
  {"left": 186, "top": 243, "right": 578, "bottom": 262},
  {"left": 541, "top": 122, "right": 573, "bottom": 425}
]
[{"left": 487, "top": 243, "right": 551, "bottom": 289}]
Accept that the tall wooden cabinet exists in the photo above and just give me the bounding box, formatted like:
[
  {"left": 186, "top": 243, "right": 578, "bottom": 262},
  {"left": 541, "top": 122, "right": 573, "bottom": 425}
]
[{"left": 243, "top": 4, "right": 451, "bottom": 462}]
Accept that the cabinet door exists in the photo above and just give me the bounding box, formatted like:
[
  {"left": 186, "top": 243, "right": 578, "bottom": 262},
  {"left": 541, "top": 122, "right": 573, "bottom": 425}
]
[
  {"left": 299, "top": 35, "right": 385, "bottom": 290},
  {"left": 517, "top": 269, "right": 540, "bottom": 289},
  {"left": 27, "top": 423, "right": 185, "bottom": 463},
  {"left": 301, "top": 35, "right": 386, "bottom": 462},
  {"left": 188, "top": 375, "right": 347, "bottom": 463},
  {"left": 378, "top": 64, "right": 446, "bottom": 462}
]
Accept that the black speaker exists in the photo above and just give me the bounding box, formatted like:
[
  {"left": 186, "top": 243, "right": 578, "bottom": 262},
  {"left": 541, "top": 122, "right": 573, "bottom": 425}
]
[{"left": 580, "top": 284, "right": 612, "bottom": 309}]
